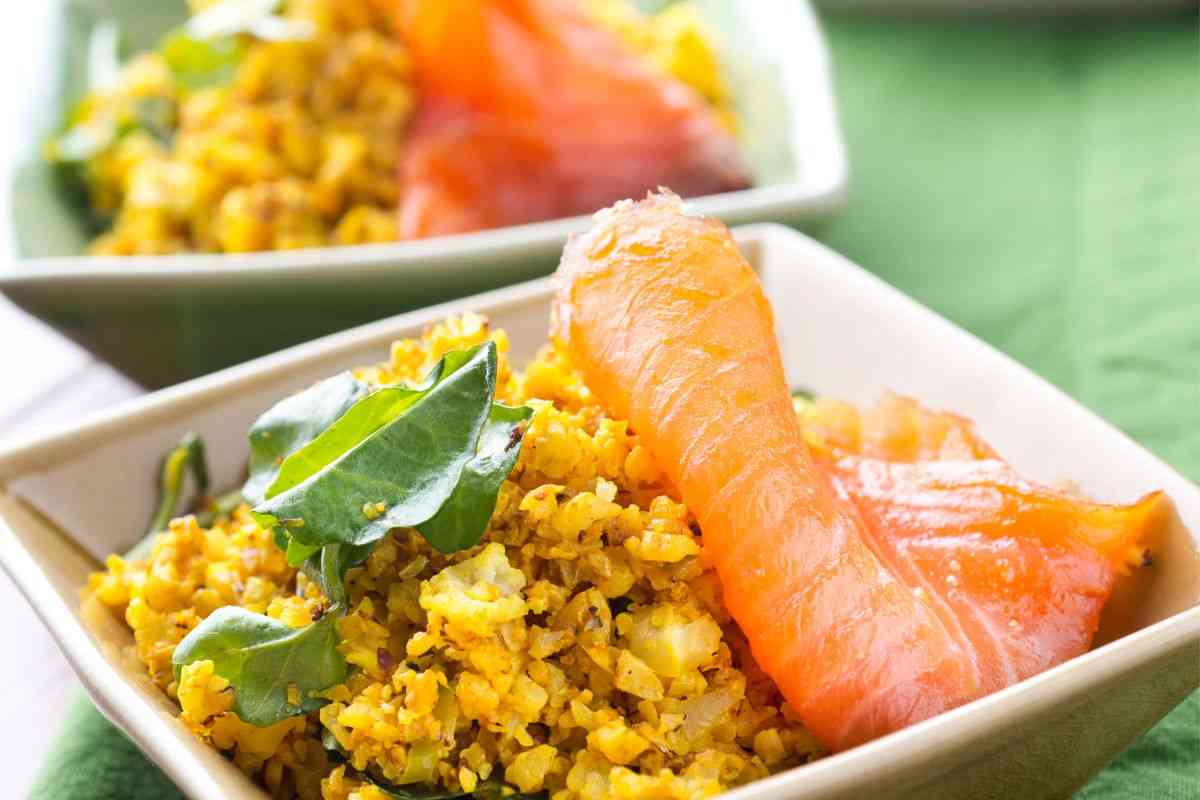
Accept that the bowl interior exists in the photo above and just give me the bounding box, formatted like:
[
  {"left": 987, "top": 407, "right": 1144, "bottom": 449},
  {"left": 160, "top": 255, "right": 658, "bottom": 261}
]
[{"left": 0, "top": 227, "right": 1196, "bottom": 799}]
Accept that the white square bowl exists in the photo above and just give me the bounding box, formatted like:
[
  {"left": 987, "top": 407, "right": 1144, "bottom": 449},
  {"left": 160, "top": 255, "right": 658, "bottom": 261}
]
[
  {"left": 0, "top": 224, "right": 1196, "bottom": 800},
  {"left": 1, "top": 0, "right": 846, "bottom": 388},
  {"left": 815, "top": 0, "right": 1195, "bottom": 13}
]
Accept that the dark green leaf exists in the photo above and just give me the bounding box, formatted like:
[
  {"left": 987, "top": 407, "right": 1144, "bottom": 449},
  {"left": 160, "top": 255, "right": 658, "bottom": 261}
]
[
  {"left": 243, "top": 371, "right": 371, "bottom": 506},
  {"left": 193, "top": 488, "right": 246, "bottom": 529},
  {"left": 253, "top": 344, "right": 498, "bottom": 550},
  {"left": 322, "top": 727, "right": 348, "bottom": 763},
  {"left": 417, "top": 403, "right": 532, "bottom": 554},
  {"left": 172, "top": 606, "right": 346, "bottom": 727},
  {"left": 285, "top": 537, "right": 322, "bottom": 567},
  {"left": 790, "top": 386, "right": 814, "bottom": 401},
  {"left": 128, "top": 432, "right": 210, "bottom": 559},
  {"left": 297, "top": 543, "right": 371, "bottom": 608},
  {"left": 161, "top": 30, "right": 244, "bottom": 90}
]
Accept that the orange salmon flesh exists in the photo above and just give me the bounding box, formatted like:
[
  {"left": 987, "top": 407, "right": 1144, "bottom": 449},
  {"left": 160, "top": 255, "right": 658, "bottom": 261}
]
[
  {"left": 552, "top": 192, "right": 1164, "bottom": 750},
  {"left": 391, "top": 0, "right": 750, "bottom": 239}
]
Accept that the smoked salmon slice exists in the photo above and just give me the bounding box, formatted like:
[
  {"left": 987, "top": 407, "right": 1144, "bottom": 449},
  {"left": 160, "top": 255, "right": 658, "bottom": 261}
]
[
  {"left": 552, "top": 192, "right": 1165, "bottom": 751},
  {"left": 392, "top": 0, "right": 750, "bottom": 239},
  {"left": 800, "top": 395, "right": 1162, "bottom": 701}
]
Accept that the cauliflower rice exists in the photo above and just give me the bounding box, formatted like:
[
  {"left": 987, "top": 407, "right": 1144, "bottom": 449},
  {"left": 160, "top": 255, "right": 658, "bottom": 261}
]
[{"left": 89, "top": 315, "right": 822, "bottom": 800}]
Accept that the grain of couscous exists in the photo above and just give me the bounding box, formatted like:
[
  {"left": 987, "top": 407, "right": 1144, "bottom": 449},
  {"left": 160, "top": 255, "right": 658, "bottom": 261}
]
[{"left": 89, "top": 313, "right": 823, "bottom": 800}]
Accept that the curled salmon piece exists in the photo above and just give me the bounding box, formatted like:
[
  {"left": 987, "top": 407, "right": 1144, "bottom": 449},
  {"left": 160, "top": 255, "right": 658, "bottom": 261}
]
[
  {"left": 392, "top": 0, "right": 750, "bottom": 239},
  {"left": 553, "top": 191, "right": 1165, "bottom": 751},
  {"left": 800, "top": 396, "right": 1163, "bottom": 698},
  {"left": 799, "top": 394, "right": 1162, "bottom": 571}
]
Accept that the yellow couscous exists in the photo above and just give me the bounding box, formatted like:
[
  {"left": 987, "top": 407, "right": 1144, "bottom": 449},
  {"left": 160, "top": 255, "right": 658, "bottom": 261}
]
[
  {"left": 88, "top": 314, "right": 822, "bottom": 800},
  {"left": 50, "top": 0, "right": 735, "bottom": 255}
]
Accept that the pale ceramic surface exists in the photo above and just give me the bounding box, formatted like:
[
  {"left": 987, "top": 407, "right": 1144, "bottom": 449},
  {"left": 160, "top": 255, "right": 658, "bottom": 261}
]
[
  {"left": 1, "top": 0, "right": 847, "bottom": 388},
  {"left": 0, "top": 225, "right": 1197, "bottom": 799}
]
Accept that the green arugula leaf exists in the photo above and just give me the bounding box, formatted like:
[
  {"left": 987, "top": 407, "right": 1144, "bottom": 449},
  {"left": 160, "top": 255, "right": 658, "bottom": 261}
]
[
  {"left": 149, "top": 431, "right": 210, "bottom": 532},
  {"left": 124, "top": 435, "right": 249, "bottom": 561},
  {"left": 417, "top": 403, "right": 532, "bottom": 554},
  {"left": 172, "top": 605, "right": 346, "bottom": 727},
  {"left": 125, "top": 432, "right": 210, "bottom": 560},
  {"left": 297, "top": 543, "right": 372, "bottom": 608},
  {"left": 285, "top": 537, "right": 322, "bottom": 567},
  {"left": 253, "top": 343, "right": 498, "bottom": 551},
  {"left": 161, "top": 30, "right": 245, "bottom": 89},
  {"left": 243, "top": 371, "right": 371, "bottom": 506}
]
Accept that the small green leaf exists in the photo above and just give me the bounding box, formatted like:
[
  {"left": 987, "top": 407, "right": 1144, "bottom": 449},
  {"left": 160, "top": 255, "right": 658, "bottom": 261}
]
[
  {"left": 126, "top": 433, "right": 211, "bottom": 560},
  {"left": 790, "top": 386, "right": 815, "bottom": 401},
  {"left": 243, "top": 371, "right": 371, "bottom": 506},
  {"left": 262, "top": 384, "right": 427, "bottom": 500},
  {"left": 297, "top": 543, "right": 371, "bottom": 608},
  {"left": 172, "top": 606, "right": 346, "bottom": 726},
  {"left": 193, "top": 488, "right": 247, "bottom": 528},
  {"left": 285, "top": 537, "right": 322, "bottom": 567},
  {"left": 395, "top": 739, "right": 441, "bottom": 785},
  {"left": 128, "top": 432, "right": 208, "bottom": 552},
  {"left": 322, "top": 727, "right": 349, "bottom": 762},
  {"left": 417, "top": 403, "right": 532, "bottom": 554},
  {"left": 253, "top": 344, "right": 498, "bottom": 550},
  {"left": 161, "top": 30, "right": 244, "bottom": 90}
]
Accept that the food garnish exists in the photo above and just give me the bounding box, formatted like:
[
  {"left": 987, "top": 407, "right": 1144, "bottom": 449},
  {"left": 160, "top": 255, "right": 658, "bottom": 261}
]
[
  {"left": 172, "top": 340, "right": 531, "bottom": 729},
  {"left": 172, "top": 605, "right": 346, "bottom": 727}
]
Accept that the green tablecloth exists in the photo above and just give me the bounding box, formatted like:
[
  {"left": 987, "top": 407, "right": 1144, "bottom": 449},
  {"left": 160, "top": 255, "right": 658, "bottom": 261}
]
[{"left": 30, "top": 12, "right": 1199, "bottom": 800}]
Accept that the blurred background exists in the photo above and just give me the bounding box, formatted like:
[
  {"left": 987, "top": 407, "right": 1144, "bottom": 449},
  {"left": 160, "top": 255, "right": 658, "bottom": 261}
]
[{"left": 0, "top": 1, "right": 1196, "bottom": 797}]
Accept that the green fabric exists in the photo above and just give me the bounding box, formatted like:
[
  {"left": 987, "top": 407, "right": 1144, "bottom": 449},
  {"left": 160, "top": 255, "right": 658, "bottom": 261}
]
[
  {"left": 820, "top": 15, "right": 1200, "bottom": 800},
  {"left": 31, "top": 12, "right": 1199, "bottom": 800},
  {"left": 32, "top": 691, "right": 184, "bottom": 800}
]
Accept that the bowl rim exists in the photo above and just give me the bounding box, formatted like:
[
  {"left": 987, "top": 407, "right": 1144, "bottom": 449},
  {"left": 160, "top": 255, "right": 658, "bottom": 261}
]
[
  {"left": 1, "top": 223, "right": 1197, "bottom": 800},
  {"left": 1, "top": 0, "right": 847, "bottom": 286}
]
